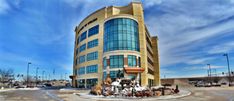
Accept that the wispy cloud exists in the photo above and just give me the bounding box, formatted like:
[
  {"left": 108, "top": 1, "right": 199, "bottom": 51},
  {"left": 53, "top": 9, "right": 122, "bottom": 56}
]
[
  {"left": 183, "top": 65, "right": 225, "bottom": 71},
  {"left": 208, "top": 41, "right": 234, "bottom": 54},
  {"left": 145, "top": 0, "right": 234, "bottom": 68},
  {"left": 143, "top": 0, "right": 162, "bottom": 7},
  {"left": 0, "top": 0, "right": 10, "bottom": 14}
]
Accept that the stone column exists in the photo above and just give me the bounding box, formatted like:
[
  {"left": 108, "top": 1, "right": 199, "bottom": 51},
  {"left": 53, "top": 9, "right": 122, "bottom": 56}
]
[
  {"left": 106, "top": 56, "right": 110, "bottom": 76},
  {"left": 124, "top": 55, "right": 128, "bottom": 78}
]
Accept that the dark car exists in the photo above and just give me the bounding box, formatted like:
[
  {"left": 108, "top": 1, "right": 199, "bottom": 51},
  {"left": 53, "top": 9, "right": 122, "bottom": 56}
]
[{"left": 44, "top": 83, "right": 52, "bottom": 87}]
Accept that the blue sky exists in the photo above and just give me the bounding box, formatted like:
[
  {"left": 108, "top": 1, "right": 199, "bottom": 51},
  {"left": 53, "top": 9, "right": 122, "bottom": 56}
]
[{"left": 0, "top": 0, "right": 234, "bottom": 79}]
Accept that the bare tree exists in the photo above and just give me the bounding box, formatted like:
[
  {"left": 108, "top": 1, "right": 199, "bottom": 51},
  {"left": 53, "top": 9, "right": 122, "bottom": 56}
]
[
  {"left": 0, "top": 68, "right": 14, "bottom": 88},
  {"left": 0, "top": 68, "right": 14, "bottom": 84}
]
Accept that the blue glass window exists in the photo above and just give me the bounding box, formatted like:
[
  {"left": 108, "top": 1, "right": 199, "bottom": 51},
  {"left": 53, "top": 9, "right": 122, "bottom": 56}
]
[
  {"left": 78, "top": 67, "right": 85, "bottom": 75},
  {"left": 128, "top": 55, "right": 137, "bottom": 67},
  {"left": 87, "top": 39, "right": 98, "bottom": 49},
  {"left": 86, "top": 64, "right": 98, "bottom": 73},
  {"left": 79, "top": 44, "right": 86, "bottom": 53},
  {"left": 110, "top": 71, "right": 118, "bottom": 78},
  {"left": 110, "top": 55, "right": 124, "bottom": 68},
  {"left": 138, "top": 57, "right": 141, "bottom": 67},
  {"left": 104, "top": 18, "right": 139, "bottom": 52},
  {"left": 86, "top": 78, "right": 98, "bottom": 89},
  {"left": 79, "top": 55, "right": 86, "bottom": 64},
  {"left": 88, "top": 25, "right": 99, "bottom": 37},
  {"left": 75, "top": 58, "right": 78, "bottom": 65},
  {"left": 79, "top": 31, "right": 87, "bottom": 42},
  {"left": 87, "top": 51, "right": 98, "bottom": 61},
  {"left": 103, "top": 57, "right": 107, "bottom": 70},
  {"left": 78, "top": 79, "right": 85, "bottom": 88},
  {"left": 103, "top": 72, "right": 107, "bottom": 80},
  {"left": 76, "top": 48, "right": 79, "bottom": 55},
  {"left": 76, "top": 36, "right": 79, "bottom": 45},
  {"left": 110, "top": 70, "right": 123, "bottom": 79}
]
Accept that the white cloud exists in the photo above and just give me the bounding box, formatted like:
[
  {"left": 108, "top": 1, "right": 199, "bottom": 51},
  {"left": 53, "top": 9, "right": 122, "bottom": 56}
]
[
  {"left": 145, "top": 0, "right": 234, "bottom": 67},
  {"left": 208, "top": 41, "right": 234, "bottom": 54},
  {"left": 143, "top": 0, "right": 162, "bottom": 7},
  {"left": 183, "top": 65, "right": 225, "bottom": 71},
  {"left": 0, "top": 0, "right": 10, "bottom": 14}
]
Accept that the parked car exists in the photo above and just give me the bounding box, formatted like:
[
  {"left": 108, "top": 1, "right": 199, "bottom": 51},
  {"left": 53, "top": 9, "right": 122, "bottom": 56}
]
[
  {"left": 43, "top": 83, "right": 52, "bottom": 87},
  {"left": 195, "top": 81, "right": 205, "bottom": 87},
  {"left": 15, "top": 85, "right": 27, "bottom": 88},
  {"left": 162, "top": 83, "right": 172, "bottom": 87}
]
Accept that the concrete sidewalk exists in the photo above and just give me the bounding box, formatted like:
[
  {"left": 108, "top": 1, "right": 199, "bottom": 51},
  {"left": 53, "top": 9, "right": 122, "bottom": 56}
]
[{"left": 76, "top": 90, "right": 191, "bottom": 101}]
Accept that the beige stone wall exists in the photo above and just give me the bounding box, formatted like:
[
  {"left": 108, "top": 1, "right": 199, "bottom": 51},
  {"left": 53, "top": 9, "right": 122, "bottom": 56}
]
[
  {"left": 151, "top": 37, "right": 161, "bottom": 85},
  {"left": 72, "top": 2, "right": 160, "bottom": 87}
]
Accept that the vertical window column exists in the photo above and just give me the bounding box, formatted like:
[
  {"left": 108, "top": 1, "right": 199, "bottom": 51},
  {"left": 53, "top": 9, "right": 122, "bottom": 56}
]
[
  {"left": 106, "top": 56, "right": 110, "bottom": 75},
  {"left": 124, "top": 55, "right": 128, "bottom": 68}
]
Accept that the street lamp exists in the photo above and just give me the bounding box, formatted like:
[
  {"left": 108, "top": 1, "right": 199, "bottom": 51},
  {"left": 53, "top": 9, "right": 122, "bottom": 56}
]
[
  {"left": 207, "top": 64, "right": 211, "bottom": 84},
  {"left": 65, "top": 73, "right": 67, "bottom": 81},
  {"left": 223, "top": 53, "right": 231, "bottom": 86},
  {"left": 36, "top": 67, "right": 39, "bottom": 87},
  {"left": 27, "top": 62, "right": 32, "bottom": 87},
  {"left": 42, "top": 71, "right": 45, "bottom": 82}
]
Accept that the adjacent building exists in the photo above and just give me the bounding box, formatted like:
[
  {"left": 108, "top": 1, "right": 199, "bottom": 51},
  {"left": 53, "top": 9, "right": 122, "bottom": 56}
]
[{"left": 70, "top": 2, "right": 160, "bottom": 88}]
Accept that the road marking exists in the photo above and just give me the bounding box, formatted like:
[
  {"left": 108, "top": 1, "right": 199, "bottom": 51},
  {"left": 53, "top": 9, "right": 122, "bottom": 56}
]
[{"left": 45, "top": 91, "right": 64, "bottom": 101}]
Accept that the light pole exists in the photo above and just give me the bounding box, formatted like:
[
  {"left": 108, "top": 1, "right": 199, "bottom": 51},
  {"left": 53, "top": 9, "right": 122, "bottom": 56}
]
[
  {"left": 27, "top": 62, "right": 32, "bottom": 87},
  {"left": 65, "top": 73, "right": 67, "bottom": 81},
  {"left": 207, "top": 64, "right": 211, "bottom": 84},
  {"left": 48, "top": 74, "right": 50, "bottom": 81},
  {"left": 223, "top": 53, "right": 231, "bottom": 86},
  {"left": 42, "top": 71, "right": 45, "bottom": 82},
  {"left": 36, "top": 67, "right": 39, "bottom": 87}
]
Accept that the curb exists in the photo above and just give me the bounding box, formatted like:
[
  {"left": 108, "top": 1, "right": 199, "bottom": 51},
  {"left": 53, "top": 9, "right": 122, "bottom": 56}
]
[{"left": 76, "top": 90, "right": 191, "bottom": 100}]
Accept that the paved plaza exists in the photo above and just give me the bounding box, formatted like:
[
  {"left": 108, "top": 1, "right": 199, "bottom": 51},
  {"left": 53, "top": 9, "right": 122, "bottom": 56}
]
[{"left": 0, "top": 87, "right": 233, "bottom": 101}]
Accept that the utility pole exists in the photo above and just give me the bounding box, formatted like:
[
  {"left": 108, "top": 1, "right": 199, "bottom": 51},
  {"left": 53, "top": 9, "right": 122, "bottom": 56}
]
[
  {"left": 42, "top": 71, "right": 45, "bottom": 82},
  {"left": 207, "top": 64, "right": 211, "bottom": 84},
  {"left": 27, "top": 62, "right": 31, "bottom": 87},
  {"left": 65, "top": 73, "right": 67, "bottom": 81},
  {"left": 36, "top": 67, "right": 39, "bottom": 87},
  {"left": 223, "top": 53, "right": 231, "bottom": 86},
  {"left": 49, "top": 74, "right": 50, "bottom": 81},
  {"left": 53, "top": 68, "right": 55, "bottom": 80}
]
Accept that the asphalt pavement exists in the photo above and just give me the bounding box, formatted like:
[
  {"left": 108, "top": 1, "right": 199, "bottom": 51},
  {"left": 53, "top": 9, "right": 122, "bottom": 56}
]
[{"left": 0, "top": 89, "right": 59, "bottom": 101}]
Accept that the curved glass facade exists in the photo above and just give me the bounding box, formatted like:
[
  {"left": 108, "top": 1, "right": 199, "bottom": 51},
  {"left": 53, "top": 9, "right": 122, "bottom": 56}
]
[{"left": 104, "top": 18, "right": 140, "bottom": 52}]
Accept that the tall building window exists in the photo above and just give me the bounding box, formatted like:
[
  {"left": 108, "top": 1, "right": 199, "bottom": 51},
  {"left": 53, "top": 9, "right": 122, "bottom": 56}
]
[
  {"left": 138, "top": 57, "right": 141, "bottom": 67},
  {"left": 103, "top": 57, "right": 107, "bottom": 70},
  {"left": 110, "top": 55, "right": 124, "bottom": 68},
  {"left": 110, "top": 71, "right": 118, "bottom": 78},
  {"left": 76, "top": 57, "right": 79, "bottom": 65},
  {"left": 86, "top": 64, "right": 98, "bottom": 73},
  {"left": 79, "top": 55, "right": 86, "bottom": 64},
  {"left": 128, "top": 55, "right": 137, "bottom": 67},
  {"left": 79, "top": 31, "right": 87, "bottom": 42},
  {"left": 87, "top": 51, "right": 98, "bottom": 61},
  {"left": 110, "top": 70, "right": 123, "bottom": 79},
  {"left": 79, "top": 43, "right": 86, "bottom": 53},
  {"left": 86, "top": 78, "right": 98, "bottom": 89},
  {"left": 75, "top": 58, "right": 78, "bottom": 65},
  {"left": 78, "top": 67, "right": 85, "bottom": 75},
  {"left": 103, "top": 72, "right": 107, "bottom": 80},
  {"left": 87, "top": 39, "right": 98, "bottom": 49},
  {"left": 76, "top": 48, "right": 79, "bottom": 55},
  {"left": 104, "top": 18, "right": 139, "bottom": 52},
  {"left": 88, "top": 25, "right": 99, "bottom": 37},
  {"left": 78, "top": 79, "right": 85, "bottom": 88},
  {"left": 76, "top": 36, "right": 79, "bottom": 45}
]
